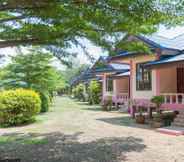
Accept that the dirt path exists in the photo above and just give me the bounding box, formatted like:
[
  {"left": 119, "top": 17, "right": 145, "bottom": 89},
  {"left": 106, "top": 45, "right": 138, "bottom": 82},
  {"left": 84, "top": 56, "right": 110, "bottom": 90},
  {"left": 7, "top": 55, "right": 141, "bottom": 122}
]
[{"left": 0, "top": 96, "right": 184, "bottom": 162}]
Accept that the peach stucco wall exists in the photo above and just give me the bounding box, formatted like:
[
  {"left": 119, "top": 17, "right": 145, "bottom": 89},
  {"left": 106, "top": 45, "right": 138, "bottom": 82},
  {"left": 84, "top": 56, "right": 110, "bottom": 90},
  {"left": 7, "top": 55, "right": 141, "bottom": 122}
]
[
  {"left": 113, "top": 78, "right": 129, "bottom": 95},
  {"left": 159, "top": 67, "right": 177, "bottom": 93},
  {"left": 105, "top": 53, "right": 179, "bottom": 101},
  {"left": 102, "top": 73, "right": 113, "bottom": 98},
  {"left": 131, "top": 55, "right": 157, "bottom": 99},
  {"left": 118, "top": 54, "right": 157, "bottom": 100}
]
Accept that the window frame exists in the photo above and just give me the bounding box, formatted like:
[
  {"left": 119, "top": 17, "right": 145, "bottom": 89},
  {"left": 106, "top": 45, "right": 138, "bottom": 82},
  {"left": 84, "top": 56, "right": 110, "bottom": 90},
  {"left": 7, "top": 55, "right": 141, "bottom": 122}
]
[
  {"left": 106, "top": 76, "right": 113, "bottom": 92},
  {"left": 136, "top": 62, "right": 152, "bottom": 91}
]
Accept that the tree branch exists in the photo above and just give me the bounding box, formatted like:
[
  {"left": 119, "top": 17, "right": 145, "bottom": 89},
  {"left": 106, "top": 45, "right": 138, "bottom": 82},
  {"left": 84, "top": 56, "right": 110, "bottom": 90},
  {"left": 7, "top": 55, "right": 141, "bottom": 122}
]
[
  {"left": 0, "top": 15, "right": 26, "bottom": 23},
  {"left": 0, "top": 0, "right": 51, "bottom": 11},
  {"left": 0, "top": 38, "right": 44, "bottom": 48}
]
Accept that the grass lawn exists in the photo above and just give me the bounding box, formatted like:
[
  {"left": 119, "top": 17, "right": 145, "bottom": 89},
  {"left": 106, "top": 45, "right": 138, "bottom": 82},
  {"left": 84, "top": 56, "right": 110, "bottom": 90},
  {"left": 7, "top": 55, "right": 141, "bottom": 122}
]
[{"left": 0, "top": 96, "right": 184, "bottom": 162}]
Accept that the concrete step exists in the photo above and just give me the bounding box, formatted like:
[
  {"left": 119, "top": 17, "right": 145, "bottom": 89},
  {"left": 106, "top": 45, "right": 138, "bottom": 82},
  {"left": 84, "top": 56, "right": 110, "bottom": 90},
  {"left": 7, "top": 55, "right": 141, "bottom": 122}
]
[{"left": 157, "top": 126, "right": 184, "bottom": 136}]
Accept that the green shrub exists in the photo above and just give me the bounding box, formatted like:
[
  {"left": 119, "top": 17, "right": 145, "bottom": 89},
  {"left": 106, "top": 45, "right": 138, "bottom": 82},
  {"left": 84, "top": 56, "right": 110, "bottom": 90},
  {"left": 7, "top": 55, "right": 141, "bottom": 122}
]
[
  {"left": 0, "top": 89, "right": 41, "bottom": 127},
  {"left": 40, "top": 92, "right": 50, "bottom": 113},
  {"left": 75, "top": 84, "right": 85, "bottom": 101},
  {"left": 102, "top": 96, "right": 112, "bottom": 111},
  {"left": 162, "top": 112, "right": 176, "bottom": 126},
  {"left": 151, "top": 96, "right": 164, "bottom": 113},
  {"left": 72, "top": 87, "right": 78, "bottom": 98},
  {"left": 88, "top": 80, "right": 102, "bottom": 104}
]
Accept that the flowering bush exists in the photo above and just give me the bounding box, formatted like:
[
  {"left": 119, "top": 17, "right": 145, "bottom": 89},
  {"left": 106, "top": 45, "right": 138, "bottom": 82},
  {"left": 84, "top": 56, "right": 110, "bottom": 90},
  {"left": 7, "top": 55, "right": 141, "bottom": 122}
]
[{"left": 0, "top": 89, "right": 41, "bottom": 126}]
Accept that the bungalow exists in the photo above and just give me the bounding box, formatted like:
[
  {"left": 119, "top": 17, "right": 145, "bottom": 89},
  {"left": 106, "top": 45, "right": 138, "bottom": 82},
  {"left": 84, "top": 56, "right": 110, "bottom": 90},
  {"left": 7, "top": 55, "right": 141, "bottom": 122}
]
[
  {"left": 72, "top": 33, "right": 184, "bottom": 115},
  {"left": 104, "top": 34, "right": 184, "bottom": 113},
  {"left": 70, "top": 67, "right": 101, "bottom": 99},
  {"left": 90, "top": 56, "right": 130, "bottom": 106}
]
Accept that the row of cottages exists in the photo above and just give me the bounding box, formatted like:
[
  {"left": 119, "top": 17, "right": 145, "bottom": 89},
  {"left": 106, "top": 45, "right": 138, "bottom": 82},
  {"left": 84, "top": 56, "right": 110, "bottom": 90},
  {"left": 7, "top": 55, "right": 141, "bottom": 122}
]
[
  {"left": 70, "top": 67, "right": 102, "bottom": 97},
  {"left": 93, "top": 34, "right": 184, "bottom": 114},
  {"left": 90, "top": 56, "right": 130, "bottom": 106}
]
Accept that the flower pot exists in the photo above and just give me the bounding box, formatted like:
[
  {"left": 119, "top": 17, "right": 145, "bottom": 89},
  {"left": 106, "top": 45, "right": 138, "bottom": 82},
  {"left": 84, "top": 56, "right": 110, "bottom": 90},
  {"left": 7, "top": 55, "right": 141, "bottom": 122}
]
[{"left": 135, "top": 115, "right": 145, "bottom": 124}]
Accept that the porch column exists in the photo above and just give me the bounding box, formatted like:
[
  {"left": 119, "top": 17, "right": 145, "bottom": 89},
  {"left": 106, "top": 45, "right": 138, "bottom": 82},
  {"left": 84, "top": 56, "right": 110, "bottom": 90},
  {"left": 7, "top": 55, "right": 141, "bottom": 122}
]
[
  {"left": 156, "top": 69, "right": 160, "bottom": 96},
  {"left": 130, "top": 60, "right": 133, "bottom": 99},
  {"left": 129, "top": 60, "right": 135, "bottom": 117},
  {"left": 102, "top": 74, "right": 107, "bottom": 101},
  {"left": 113, "top": 79, "right": 117, "bottom": 96},
  {"left": 156, "top": 51, "right": 161, "bottom": 96},
  {"left": 113, "top": 79, "right": 117, "bottom": 107}
]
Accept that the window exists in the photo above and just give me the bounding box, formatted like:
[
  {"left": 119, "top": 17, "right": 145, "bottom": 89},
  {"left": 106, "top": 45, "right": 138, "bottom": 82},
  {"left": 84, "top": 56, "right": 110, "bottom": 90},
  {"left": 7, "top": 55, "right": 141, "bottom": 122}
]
[
  {"left": 136, "top": 63, "right": 152, "bottom": 90},
  {"left": 106, "top": 77, "right": 113, "bottom": 92}
]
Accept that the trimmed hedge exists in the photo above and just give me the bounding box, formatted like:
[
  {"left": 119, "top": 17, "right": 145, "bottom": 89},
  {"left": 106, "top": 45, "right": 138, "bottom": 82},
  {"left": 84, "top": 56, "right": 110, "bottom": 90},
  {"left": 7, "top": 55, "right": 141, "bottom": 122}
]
[
  {"left": 40, "top": 92, "right": 50, "bottom": 113},
  {"left": 72, "top": 84, "right": 85, "bottom": 101},
  {"left": 0, "top": 89, "right": 41, "bottom": 127},
  {"left": 88, "top": 80, "right": 101, "bottom": 104}
]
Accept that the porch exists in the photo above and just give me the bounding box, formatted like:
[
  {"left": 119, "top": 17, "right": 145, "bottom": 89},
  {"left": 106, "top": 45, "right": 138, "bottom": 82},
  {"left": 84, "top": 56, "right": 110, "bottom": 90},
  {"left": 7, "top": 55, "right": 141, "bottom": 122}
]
[
  {"left": 103, "top": 72, "right": 130, "bottom": 106},
  {"left": 156, "top": 65, "right": 184, "bottom": 110}
]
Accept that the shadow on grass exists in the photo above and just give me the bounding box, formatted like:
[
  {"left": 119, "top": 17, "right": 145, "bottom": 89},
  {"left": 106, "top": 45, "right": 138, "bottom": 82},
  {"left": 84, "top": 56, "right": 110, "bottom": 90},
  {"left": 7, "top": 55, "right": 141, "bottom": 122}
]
[
  {"left": 0, "top": 132, "right": 146, "bottom": 162},
  {"left": 97, "top": 116, "right": 151, "bottom": 130}
]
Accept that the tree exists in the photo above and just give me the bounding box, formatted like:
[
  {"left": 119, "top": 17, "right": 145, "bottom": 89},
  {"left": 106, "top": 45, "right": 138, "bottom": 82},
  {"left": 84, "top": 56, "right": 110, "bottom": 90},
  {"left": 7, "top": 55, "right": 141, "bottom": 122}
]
[
  {"left": 62, "top": 62, "right": 89, "bottom": 85},
  {"left": 0, "top": 1, "right": 183, "bottom": 59},
  {"left": 1, "top": 49, "right": 62, "bottom": 112}
]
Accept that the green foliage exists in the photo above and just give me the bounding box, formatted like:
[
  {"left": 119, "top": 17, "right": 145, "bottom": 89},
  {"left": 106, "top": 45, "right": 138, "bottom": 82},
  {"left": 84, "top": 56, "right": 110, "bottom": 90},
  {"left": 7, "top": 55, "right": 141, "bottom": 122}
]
[
  {"left": 0, "top": 135, "right": 48, "bottom": 145},
  {"left": 1, "top": 49, "right": 63, "bottom": 112},
  {"left": 151, "top": 96, "right": 164, "bottom": 113},
  {"left": 0, "top": 89, "right": 41, "bottom": 127},
  {"left": 76, "top": 84, "right": 85, "bottom": 101},
  {"left": 95, "top": 62, "right": 107, "bottom": 70},
  {"left": 72, "top": 84, "right": 85, "bottom": 101},
  {"left": 0, "top": 1, "right": 182, "bottom": 59},
  {"left": 116, "top": 41, "right": 152, "bottom": 54},
  {"left": 0, "top": 136, "right": 17, "bottom": 144},
  {"left": 88, "top": 80, "right": 102, "bottom": 104},
  {"left": 39, "top": 92, "right": 50, "bottom": 113},
  {"left": 23, "top": 138, "right": 48, "bottom": 145},
  {"left": 63, "top": 63, "right": 89, "bottom": 85},
  {"left": 72, "top": 87, "right": 77, "bottom": 98},
  {"left": 102, "top": 96, "right": 113, "bottom": 111}
]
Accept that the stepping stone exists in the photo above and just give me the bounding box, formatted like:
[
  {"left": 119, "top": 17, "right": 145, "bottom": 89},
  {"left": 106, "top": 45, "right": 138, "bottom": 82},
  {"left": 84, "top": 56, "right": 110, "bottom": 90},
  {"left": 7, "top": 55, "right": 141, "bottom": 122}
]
[{"left": 157, "top": 126, "right": 184, "bottom": 136}]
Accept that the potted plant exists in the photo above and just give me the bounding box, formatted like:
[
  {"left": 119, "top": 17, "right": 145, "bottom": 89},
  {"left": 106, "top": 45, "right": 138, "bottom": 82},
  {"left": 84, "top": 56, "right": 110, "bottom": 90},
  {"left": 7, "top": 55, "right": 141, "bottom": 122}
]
[
  {"left": 135, "top": 106, "right": 145, "bottom": 124},
  {"left": 150, "top": 96, "right": 165, "bottom": 128},
  {"left": 102, "top": 96, "right": 112, "bottom": 111},
  {"left": 151, "top": 95, "right": 164, "bottom": 114}
]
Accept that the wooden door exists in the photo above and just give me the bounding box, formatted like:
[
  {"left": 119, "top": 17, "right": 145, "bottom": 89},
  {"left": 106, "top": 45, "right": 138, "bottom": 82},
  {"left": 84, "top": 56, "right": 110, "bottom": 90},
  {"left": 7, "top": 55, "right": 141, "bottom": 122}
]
[{"left": 177, "top": 68, "right": 184, "bottom": 93}]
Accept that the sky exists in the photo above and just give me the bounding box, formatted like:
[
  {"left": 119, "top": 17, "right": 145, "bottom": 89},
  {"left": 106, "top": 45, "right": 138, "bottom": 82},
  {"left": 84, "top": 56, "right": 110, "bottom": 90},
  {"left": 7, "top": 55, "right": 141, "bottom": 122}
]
[{"left": 1, "top": 25, "right": 184, "bottom": 69}]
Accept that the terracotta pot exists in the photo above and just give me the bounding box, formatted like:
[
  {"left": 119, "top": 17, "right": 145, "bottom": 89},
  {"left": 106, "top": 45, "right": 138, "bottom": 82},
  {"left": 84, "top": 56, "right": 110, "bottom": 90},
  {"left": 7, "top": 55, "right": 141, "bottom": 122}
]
[{"left": 135, "top": 115, "right": 145, "bottom": 124}]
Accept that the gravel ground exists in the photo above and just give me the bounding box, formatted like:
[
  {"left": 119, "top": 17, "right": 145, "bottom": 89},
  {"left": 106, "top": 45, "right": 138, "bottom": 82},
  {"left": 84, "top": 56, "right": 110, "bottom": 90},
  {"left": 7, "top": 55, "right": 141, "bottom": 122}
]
[{"left": 0, "top": 96, "right": 184, "bottom": 162}]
